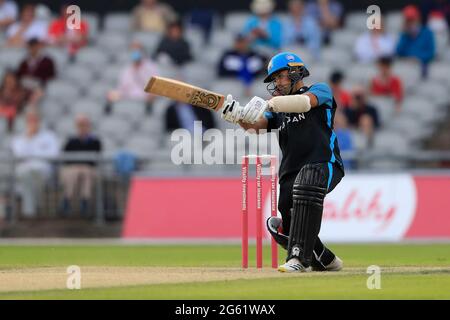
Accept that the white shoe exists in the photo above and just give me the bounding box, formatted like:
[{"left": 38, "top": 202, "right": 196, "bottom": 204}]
[
  {"left": 278, "top": 258, "right": 312, "bottom": 273},
  {"left": 324, "top": 256, "right": 343, "bottom": 271}
]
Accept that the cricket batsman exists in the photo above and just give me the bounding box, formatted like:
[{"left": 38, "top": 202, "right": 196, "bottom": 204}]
[{"left": 221, "top": 52, "right": 344, "bottom": 272}]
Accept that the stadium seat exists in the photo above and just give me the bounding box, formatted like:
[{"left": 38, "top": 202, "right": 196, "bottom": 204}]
[
  {"left": 131, "top": 31, "right": 162, "bottom": 53},
  {"left": 76, "top": 47, "right": 110, "bottom": 69},
  {"left": 347, "top": 63, "right": 377, "bottom": 85},
  {"left": 414, "top": 80, "right": 449, "bottom": 105},
  {"left": 122, "top": 135, "right": 159, "bottom": 157},
  {"left": 63, "top": 64, "right": 96, "bottom": 85},
  {"left": 321, "top": 47, "right": 352, "bottom": 66},
  {"left": 185, "top": 27, "right": 205, "bottom": 58},
  {"left": 345, "top": 12, "right": 369, "bottom": 32},
  {"left": 111, "top": 100, "right": 146, "bottom": 123},
  {"left": 224, "top": 12, "right": 250, "bottom": 34},
  {"left": 392, "top": 60, "right": 421, "bottom": 92},
  {"left": 40, "top": 99, "right": 67, "bottom": 122},
  {"left": 386, "top": 11, "right": 403, "bottom": 33},
  {"left": 104, "top": 13, "right": 131, "bottom": 33},
  {"left": 373, "top": 130, "right": 409, "bottom": 153},
  {"left": 198, "top": 46, "right": 223, "bottom": 67},
  {"left": 46, "top": 80, "right": 81, "bottom": 103},
  {"left": 368, "top": 96, "right": 396, "bottom": 125},
  {"left": 428, "top": 62, "right": 450, "bottom": 85},
  {"left": 98, "top": 117, "right": 132, "bottom": 142},
  {"left": 0, "top": 48, "right": 26, "bottom": 69},
  {"left": 210, "top": 30, "right": 235, "bottom": 50},
  {"left": 54, "top": 117, "right": 76, "bottom": 138},
  {"left": 70, "top": 99, "right": 105, "bottom": 121},
  {"left": 350, "top": 130, "right": 368, "bottom": 151},
  {"left": 138, "top": 118, "right": 164, "bottom": 135},
  {"left": 210, "top": 79, "right": 246, "bottom": 102},
  {"left": 83, "top": 12, "right": 100, "bottom": 41},
  {"left": 86, "top": 82, "right": 111, "bottom": 102},
  {"left": 97, "top": 32, "right": 130, "bottom": 51},
  {"left": 332, "top": 30, "right": 359, "bottom": 50},
  {"left": 181, "top": 62, "right": 215, "bottom": 88},
  {"left": 99, "top": 64, "right": 124, "bottom": 86},
  {"left": 44, "top": 47, "right": 69, "bottom": 71}
]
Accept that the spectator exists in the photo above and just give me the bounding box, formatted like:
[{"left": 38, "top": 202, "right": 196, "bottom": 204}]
[
  {"left": 370, "top": 56, "right": 404, "bottom": 112},
  {"left": 108, "top": 41, "right": 158, "bottom": 103},
  {"left": 6, "top": 3, "right": 47, "bottom": 47},
  {"left": 47, "top": 3, "right": 89, "bottom": 57},
  {"left": 154, "top": 21, "right": 193, "bottom": 66},
  {"left": 0, "top": 0, "right": 18, "bottom": 31},
  {"left": 396, "top": 5, "right": 436, "bottom": 78},
  {"left": 10, "top": 109, "right": 59, "bottom": 217},
  {"left": 60, "top": 114, "right": 102, "bottom": 216},
  {"left": 0, "top": 70, "right": 42, "bottom": 130},
  {"left": 305, "top": 0, "right": 343, "bottom": 44},
  {"left": 187, "top": 8, "right": 216, "bottom": 43},
  {"left": 354, "top": 22, "right": 396, "bottom": 63},
  {"left": 132, "top": 0, "right": 177, "bottom": 33},
  {"left": 344, "top": 86, "right": 380, "bottom": 145},
  {"left": 284, "top": 0, "right": 322, "bottom": 59},
  {"left": 16, "top": 38, "right": 56, "bottom": 88},
  {"left": 218, "top": 34, "right": 266, "bottom": 95},
  {"left": 165, "top": 102, "right": 216, "bottom": 134},
  {"left": 334, "top": 109, "right": 354, "bottom": 169},
  {"left": 420, "top": 0, "right": 450, "bottom": 34},
  {"left": 242, "top": 0, "right": 283, "bottom": 54},
  {"left": 329, "top": 70, "right": 351, "bottom": 108}
]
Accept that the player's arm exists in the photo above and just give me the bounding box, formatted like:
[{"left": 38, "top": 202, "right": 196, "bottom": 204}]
[
  {"left": 238, "top": 117, "right": 268, "bottom": 133},
  {"left": 267, "top": 83, "right": 332, "bottom": 113}
]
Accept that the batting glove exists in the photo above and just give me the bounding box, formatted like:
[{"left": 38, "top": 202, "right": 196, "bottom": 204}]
[
  {"left": 221, "top": 94, "right": 245, "bottom": 124},
  {"left": 241, "top": 96, "right": 269, "bottom": 124}
]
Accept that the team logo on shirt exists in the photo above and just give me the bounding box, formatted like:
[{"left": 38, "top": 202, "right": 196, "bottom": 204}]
[{"left": 278, "top": 113, "right": 306, "bottom": 131}]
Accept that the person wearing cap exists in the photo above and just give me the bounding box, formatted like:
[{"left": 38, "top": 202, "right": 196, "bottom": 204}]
[
  {"left": 242, "top": 0, "right": 283, "bottom": 53},
  {"left": 221, "top": 52, "right": 345, "bottom": 273},
  {"left": 396, "top": 5, "right": 436, "bottom": 77}
]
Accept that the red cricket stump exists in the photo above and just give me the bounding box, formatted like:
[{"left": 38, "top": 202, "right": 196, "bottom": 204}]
[
  {"left": 270, "top": 157, "right": 278, "bottom": 269},
  {"left": 241, "top": 156, "right": 249, "bottom": 269},
  {"left": 256, "top": 157, "right": 263, "bottom": 269},
  {"left": 241, "top": 155, "right": 278, "bottom": 269}
]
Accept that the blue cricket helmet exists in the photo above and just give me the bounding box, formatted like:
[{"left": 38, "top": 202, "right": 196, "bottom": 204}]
[{"left": 263, "top": 52, "right": 310, "bottom": 83}]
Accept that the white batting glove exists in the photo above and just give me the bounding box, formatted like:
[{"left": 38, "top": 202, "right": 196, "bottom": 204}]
[
  {"left": 241, "top": 96, "right": 269, "bottom": 124},
  {"left": 221, "top": 94, "right": 245, "bottom": 124}
]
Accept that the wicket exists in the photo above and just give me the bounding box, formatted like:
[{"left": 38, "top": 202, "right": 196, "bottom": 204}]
[{"left": 241, "top": 155, "right": 278, "bottom": 269}]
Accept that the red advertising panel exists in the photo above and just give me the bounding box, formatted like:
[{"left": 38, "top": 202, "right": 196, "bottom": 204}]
[{"left": 122, "top": 174, "right": 450, "bottom": 241}]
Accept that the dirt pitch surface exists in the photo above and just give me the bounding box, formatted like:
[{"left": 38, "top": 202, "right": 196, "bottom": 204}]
[{"left": 1, "top": 266, "right": 449, "bottom": 293}]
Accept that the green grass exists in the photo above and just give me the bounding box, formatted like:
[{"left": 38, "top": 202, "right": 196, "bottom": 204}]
[{"left": 0, "top": 243, "right": 449, "bottom": 299}]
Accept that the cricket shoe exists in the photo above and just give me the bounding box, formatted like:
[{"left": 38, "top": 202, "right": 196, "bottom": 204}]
[
  {"left": 311, "top": 248, "right": 344, "bottom": 272},
  {"left": 278, "top": 258, "right": 312, "bottom": 273},
  {"left": 323, "top": 256, "right": 343, "bottom": 271}
]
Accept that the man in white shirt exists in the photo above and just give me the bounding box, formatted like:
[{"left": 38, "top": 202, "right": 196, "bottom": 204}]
[
  {"left": 0, "top": 0, "right": 18, "bottom": 31},
  {"left": 354, "top": 24, "right": 396, "bottom": 63},
  {"left": 108, "top": 41, "right": 158, "bottom": 103},
  {"left": 6, "top": 3, "right": 47, "bottom": 47},
  {"left": 10, "top": 109, "right": 59, "bottom": 217}
]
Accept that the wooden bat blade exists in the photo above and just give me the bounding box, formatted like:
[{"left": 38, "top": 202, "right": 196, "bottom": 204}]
[{"left": 144, "top": 76, "right": 225, "bottom": 111}]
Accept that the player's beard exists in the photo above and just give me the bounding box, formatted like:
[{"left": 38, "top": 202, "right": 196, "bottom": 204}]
[{"left": 276, "top": 83, "right": 292, "bottom": 96}]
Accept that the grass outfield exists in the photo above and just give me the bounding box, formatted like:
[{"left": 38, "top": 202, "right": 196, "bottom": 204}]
[{"left": 0, "top": 243, "right": 449, "bottom": 299}]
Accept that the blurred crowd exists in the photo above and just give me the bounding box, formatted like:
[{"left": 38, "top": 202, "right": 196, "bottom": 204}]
[{"left": 0, "top": 0, "right": 449, "bottom": 217}]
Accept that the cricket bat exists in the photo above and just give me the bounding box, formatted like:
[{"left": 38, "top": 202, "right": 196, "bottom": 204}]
[{"left": 144, "top": 76, "right": 225, "bottom": 111}]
